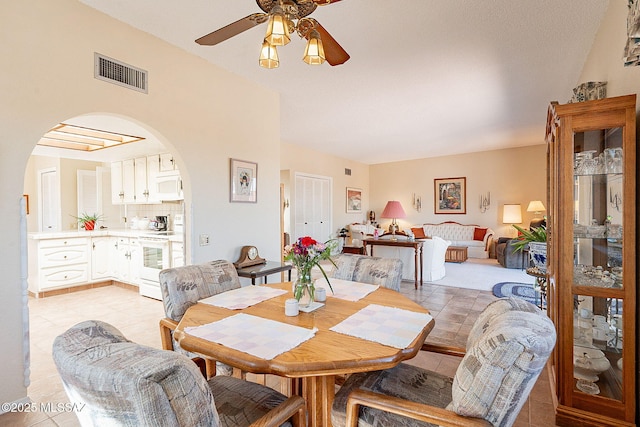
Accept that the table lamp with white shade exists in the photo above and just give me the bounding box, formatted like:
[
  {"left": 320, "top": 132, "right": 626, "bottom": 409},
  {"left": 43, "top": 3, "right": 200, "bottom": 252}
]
[
  {"left": 381, "top": 201, "right": 407, "bottom": 239},
  {"left": 503, "top": 204, "right": 522, "bottom": 237},
  {"left": 527, "top": 200, "right": 546, "bottom": 229}
]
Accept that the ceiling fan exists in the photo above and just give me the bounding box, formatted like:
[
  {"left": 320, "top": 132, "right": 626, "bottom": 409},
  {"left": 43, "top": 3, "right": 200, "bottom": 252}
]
[{"left": 195, "top": 0, "right": 350, "bottom": 68}]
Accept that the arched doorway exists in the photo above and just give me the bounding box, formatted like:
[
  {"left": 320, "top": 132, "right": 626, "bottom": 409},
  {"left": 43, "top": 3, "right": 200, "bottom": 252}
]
[{"left": 22, "top": 113, "right": 188, "bottom": 421}]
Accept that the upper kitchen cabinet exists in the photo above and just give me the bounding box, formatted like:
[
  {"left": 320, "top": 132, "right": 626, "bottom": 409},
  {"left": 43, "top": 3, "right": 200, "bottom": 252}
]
[
  {"left": 111, "top": 156, "right": 162, "bottom": 204},
  {"left": 159, "top": 153, "right": 178, "bottom": 172}
]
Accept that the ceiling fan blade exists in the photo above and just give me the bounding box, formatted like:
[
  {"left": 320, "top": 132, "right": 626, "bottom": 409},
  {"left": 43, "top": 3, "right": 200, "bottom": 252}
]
[
  {"left": 312, "top": 0, "right": 343, "bottom": 5},
  {"left": 195, "top": 13, "right": 268, "bottom": 46},
  {"left": 312, "top": 21, "right": 350, "bottom": 66}
]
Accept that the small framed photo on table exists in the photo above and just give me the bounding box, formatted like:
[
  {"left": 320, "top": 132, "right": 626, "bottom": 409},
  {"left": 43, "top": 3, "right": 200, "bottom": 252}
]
[
  {"left": 434, "top": 177, "right": 466, "bottom": 214},
  {"left": 230, "top": 158, "right": 257, "bottom": 203}
]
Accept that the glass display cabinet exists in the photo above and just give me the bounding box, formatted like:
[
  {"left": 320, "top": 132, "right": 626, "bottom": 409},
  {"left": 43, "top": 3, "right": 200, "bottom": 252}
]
[{"left": 546, "top": 94, "right": 636, "bottom": 426}]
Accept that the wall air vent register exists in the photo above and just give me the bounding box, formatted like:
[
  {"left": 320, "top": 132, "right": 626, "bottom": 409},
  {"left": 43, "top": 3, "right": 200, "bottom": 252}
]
[{"left": 94, "top": 53, "right": 148, "bottom": 94}]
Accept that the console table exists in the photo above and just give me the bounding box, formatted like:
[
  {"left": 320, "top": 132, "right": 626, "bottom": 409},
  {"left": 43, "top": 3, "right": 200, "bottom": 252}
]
[{"left": 363, "top": 239, "right": 424, "bottom": 289}]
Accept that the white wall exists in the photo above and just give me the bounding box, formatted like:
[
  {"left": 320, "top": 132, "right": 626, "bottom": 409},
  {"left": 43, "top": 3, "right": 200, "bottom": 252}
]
[
  {"left": 578, "top": 1, "right": 640, "bottom": 104},
  {"left": 1, "top": 0, "right": 280, "bottom": 405},
  {"left": 369, "top": 145, "right": 547, "bottom": 238}
]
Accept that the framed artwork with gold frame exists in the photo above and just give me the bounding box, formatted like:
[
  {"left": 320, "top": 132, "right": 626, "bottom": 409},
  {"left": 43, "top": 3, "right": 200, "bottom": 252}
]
[{"left": 434, "top": 177, "right": 466, "bottom": 214}]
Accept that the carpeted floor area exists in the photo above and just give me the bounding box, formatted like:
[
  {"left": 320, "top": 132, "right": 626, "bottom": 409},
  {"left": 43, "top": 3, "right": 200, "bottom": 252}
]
[{"left": 426, "top": 258, "right": 533, "bottom": 291}]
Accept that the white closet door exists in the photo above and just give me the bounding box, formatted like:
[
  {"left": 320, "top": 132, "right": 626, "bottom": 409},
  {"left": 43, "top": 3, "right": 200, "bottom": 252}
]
[{"left": 293, "top": 173, "right": 332, "bottom": 243}]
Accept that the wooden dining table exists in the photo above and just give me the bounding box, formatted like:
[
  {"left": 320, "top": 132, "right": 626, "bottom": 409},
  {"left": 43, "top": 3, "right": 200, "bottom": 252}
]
[{"left": 175, "top": 281, "right": 435, "bottom": 427}]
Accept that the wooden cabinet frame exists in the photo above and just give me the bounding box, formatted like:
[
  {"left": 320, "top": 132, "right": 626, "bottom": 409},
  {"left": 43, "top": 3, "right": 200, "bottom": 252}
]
[{"left": 546, "top": 95, "right": 636, "bottom": 426}]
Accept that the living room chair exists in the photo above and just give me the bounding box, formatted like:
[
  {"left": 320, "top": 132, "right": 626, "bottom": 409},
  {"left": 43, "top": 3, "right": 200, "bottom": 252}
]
[
  {"left": 53, "top": 320, "right": 306, "bottom": 427},
  {"left": 375, "top": 234, "right": 450, "bottom": 282},
  {"left": 159, "top": 260, "right": 242, "bottom": 378},
  {"left": 330, "top": 253, "right": 403, "bottom": 291},
  {"left": 496, "top": 237, "right": 527, "bottom": 269},
  {"left": 331, "top": 298, "right": 556, "bottom": 427}
]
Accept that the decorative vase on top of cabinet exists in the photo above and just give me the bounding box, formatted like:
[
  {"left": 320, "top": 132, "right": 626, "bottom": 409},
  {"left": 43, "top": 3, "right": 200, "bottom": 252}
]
[{"left": 546, "top": 94, "right": 636, "bottom": 426}]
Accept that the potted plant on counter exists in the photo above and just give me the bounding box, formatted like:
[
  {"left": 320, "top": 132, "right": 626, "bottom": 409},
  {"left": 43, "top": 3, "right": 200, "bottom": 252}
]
[
  {"left": 73, "top": 212, "right": 103, "bottom": 231},
  {"left": 512, "top": 224, "right": 547, "bottom": 271}
]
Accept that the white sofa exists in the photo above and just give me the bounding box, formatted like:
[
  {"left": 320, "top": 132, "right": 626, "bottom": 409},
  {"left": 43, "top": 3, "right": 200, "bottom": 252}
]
[
  {"left": 372, "top": 234, "right": 451, "bottom": 282},
  {"left": 409, "top": 222, "right": 494, "bottom": 259}
]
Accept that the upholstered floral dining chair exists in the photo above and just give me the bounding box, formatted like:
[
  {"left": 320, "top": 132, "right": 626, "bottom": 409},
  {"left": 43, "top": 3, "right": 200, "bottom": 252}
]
[
  {"left": 331, "top": 298, "right": 556, "bottom": 427},
  {"left": 330, "top": 253, "right": 404, "bottom": 291},
  {"left": 53, "top": 320, "right": 306, "bottom": 427},
  {"left": 158, "top": 259, "right": 242, "bottom": 377}
]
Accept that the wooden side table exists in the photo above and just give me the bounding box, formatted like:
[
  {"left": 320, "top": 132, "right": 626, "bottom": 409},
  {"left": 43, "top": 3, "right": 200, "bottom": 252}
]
[
  {"left": 235, "top": 261, "right": 292, "bottom": 285},
  {"left": 342, "top": 245, "right": 366, "bottom": 255},
  {"left": 445, "top": 246, "right": 468, "bottom": 263}
]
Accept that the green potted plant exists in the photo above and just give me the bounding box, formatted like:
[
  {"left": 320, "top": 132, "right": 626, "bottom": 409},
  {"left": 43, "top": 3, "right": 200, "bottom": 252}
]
[
  {"left": 512, "top": 224, "right": 547, "bottom": 270},
  {"left": 73, "top": 212, "right": 103, "bottom": 231}
]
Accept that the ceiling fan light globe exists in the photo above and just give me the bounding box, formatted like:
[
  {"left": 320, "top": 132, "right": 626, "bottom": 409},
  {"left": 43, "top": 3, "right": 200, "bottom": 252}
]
[
  {"left": 264, "top": 7, "right": 291, "bottom": 46},
  {"left": 259, "top": 41, "right": 279, "bottom": 69},
  {"left": 303, "top": 30, "right": 325, "bottom": 65}
]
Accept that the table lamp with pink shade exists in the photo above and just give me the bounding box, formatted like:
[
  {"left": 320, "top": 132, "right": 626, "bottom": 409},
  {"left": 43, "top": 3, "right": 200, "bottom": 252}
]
[{"left": 381, "top": 200, "right": 407, "bottom": 239}]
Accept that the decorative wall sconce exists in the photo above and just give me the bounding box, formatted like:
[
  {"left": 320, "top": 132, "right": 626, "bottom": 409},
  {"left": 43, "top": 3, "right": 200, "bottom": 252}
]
[
  {"left": 480, "top": 192, "right": 491, "bottom": 213},
  {"left": 412, "top": 193, "right": 422, "bottom": 212}
]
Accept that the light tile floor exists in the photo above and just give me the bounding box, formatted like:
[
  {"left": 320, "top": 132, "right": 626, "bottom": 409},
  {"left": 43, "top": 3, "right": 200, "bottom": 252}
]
[{"left": 1, "top": 280, "right": 558, "bottom": 426}]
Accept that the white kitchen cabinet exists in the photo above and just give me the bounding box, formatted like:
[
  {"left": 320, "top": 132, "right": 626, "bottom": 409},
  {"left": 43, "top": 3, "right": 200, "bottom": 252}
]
[
  {"left": 121, "top": 159, "right": 135, "bottom": 204},
  {"left": 111, "top": 161, "right": 124, "bottom": 204},
  {"left": 29, "top": 237, "right": 90, "bottom": 293},
  {"left": 146, "top": 154, "right": 160, "bottom": 203},
  {"left": 110, "top": 159, "right": 134, "bottom": 204},
  {"left": 111, "top": 157, "right": 161, "bottom": 204},
  {"left": 159, "top": 153, "right": 177, "bottom": 172},
  {"left": 112, "top": 236, "right": 140, "bottom": 284},
  {"left": 171, "top": 240, "right": 184, "bottom": 268},
  {"left": 130, "top": 239, "right": 141, "bottom": 284},
  {"left": 133, "top": 156, "right": 149, "bottom": 203},
  {"left": 91, "top": 236, "right": 114, "bottom": 280}
]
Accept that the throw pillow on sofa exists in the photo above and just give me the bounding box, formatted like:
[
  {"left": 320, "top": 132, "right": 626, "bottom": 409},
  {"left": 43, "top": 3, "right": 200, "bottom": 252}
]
[
  {"left": 473, "top": 227, "right": 488, "bottom": 241},
  {"left": 411, "top": 227, "right": 427, "bottom": 239}
]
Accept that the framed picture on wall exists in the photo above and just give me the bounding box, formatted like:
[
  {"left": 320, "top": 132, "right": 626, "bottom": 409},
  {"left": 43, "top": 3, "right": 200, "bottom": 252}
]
[
  {"left": 346, "top": 187, "right": 362, "bottom": 213},
  {"left": 434, "top": 177, "right": 466, "bottom": 214},
  {"left": 230, "top": 158, "right": 257, "bottom": 203}
]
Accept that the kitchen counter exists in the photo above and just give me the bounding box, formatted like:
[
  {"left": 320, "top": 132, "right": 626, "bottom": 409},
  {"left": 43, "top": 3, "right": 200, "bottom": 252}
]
[{"left": 29, "top": 229, "right": 184, "bottom": 242}]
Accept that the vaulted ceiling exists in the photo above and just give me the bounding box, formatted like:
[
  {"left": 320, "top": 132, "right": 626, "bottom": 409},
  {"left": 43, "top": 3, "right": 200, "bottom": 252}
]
[{"left": 79, "top": 0, "right": 609, "bottom": 164}]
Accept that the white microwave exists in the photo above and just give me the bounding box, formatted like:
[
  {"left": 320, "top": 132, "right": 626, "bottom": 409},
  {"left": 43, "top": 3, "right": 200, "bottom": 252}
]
[{"left": 155, "top": 170, "right": 183, "bottom": 201}]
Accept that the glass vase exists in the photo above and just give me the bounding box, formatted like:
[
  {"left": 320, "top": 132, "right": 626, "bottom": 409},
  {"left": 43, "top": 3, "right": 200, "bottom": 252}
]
[{"left": 293, "top": 269, "right": 315, "bottom": 308}]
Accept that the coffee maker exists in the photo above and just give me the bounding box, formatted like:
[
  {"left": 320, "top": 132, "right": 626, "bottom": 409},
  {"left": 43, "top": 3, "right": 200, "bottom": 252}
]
[{"left": 148, "top": 216, "right": 167, "bottom": 231}]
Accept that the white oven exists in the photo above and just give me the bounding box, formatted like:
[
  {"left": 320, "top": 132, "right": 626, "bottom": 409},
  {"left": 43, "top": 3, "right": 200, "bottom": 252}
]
[{"left": 138, "top": 235, "right": 170, "bottom": 300}]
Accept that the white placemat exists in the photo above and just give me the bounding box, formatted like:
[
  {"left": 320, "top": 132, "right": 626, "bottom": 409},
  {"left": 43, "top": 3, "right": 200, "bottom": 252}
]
[
  {"left": 184, "top": 313, "right": 317, "bottom": 360},
  {"left": 330, "top": 304, "right": 433, "bottom": 348},
  {"left": 199, "top": 286, "right": 287, "bottom": 310},
  {"left": 315, "top": 277, "right": 379, "bottom": 302}
]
